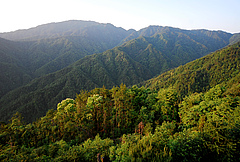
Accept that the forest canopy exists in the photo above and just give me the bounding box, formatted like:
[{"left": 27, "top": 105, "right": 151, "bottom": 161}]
[
  {"left": 0, "top": 81, "right": 240, "bottom": 161},
  {"left": 0, "top": 24, "right": 240, "bottom": 161}
]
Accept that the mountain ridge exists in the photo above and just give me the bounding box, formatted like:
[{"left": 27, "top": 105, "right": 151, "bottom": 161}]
[
  {"left": 0, "top": 21, "right": 240, "bottom": 162},
  {"left": 0, "top": 20, "right": 135, "bottom": 41},
  {"left": 0, "top": 21, "right": 135, "bottom": 97},
  {"left": 1, "top": 26, "right": 238, "bottom": 122},
  {"left": 0, "top": 20, "right": 240, "bottom": 122}
]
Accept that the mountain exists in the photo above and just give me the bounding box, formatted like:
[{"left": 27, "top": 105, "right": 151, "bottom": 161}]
[
  {"left": 229, "top": 33, "right": 240, "bottom": 45},
  {"left": 121, "top": 26, "right": 232, "bottom": 47},
  {"left": 0, "top": 37, "right": 33, "bottom": 97},
  {"left": 1, "top": 42, "right": 240, "bottom": 162},
  {"left": 0, "top": 47, "right": 153, "bottom": 122},
  {"left": 0, "top": 21, "right": 134, "bottom": 76},
  {"left": 0, "top": 25, "right": 238, "bottom": 122},
  {"left": 0, "top": 20, "right": 134, "bottom": 41},
  {"left": 143, "top": 41, "right": 240, "bottom": 98},
  {"left": 0, "top": 20, "right": 134, "bottom": 97}
]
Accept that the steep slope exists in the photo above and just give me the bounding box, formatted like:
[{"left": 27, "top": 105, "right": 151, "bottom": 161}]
[
  {"left": 229, "top": 33, "right": 240, "bottom": 45},
  {"left": 143, "top": 41, "right": 240, "bottom": 97},
  {"left": 0, "top": 28, "right": 237, "bottom": 123},
  {"left": 20, "top": 32, "right": 132, "bottom": 77},
  {"left": 0, "top": 21, "right": 134, "bottom": 97},
  {"left": 119, "top": 27, "right": 236, "bottom": 75},
  {"left": 119, "top": 33, "right": 208, "bottom": 76},
  {"left": 1, "top": 21, "right": 134, "bottom": 77},
  {"left": 0, "top": 48, "right": 152, "bottom": 122},
  {"left": 121, "top": 26, "right": 233, "bottom": 48},
  {"left": 0, "top": 38, "right": 33, "bottom": 97},
  {"left": 1, "top": 46, "right": 240, "bottom": 162},
  {"left": 0, "top": 20, "right": 134, "bottom": 41}
]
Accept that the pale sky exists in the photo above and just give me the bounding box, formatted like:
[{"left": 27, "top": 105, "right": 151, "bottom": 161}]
[{"left": 0, "top": 0, "right": 239, "bottom": 33}]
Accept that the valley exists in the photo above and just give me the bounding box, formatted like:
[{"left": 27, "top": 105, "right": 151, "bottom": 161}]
[{"left": 0, "top": 20, "right": 240, "bottom": 161}]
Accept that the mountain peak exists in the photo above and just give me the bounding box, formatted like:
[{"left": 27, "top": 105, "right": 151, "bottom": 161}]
[{"left": 0, "top": 20, "right": 125, "bottom": 41}]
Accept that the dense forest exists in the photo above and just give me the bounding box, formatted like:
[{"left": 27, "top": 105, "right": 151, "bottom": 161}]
[
  {"left": 1, "top": 20, "right": 239, "bottom": 123},
  {"left": 0, "top": 41, "right": 239, "bottom": 161},
  {"left": 0, "top": 21, "right": 133, "bottom": 98}
]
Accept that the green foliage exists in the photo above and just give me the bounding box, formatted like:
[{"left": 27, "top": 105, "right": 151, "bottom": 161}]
[
  {"left": 80, "top": 135, "right": 114, "bottom": 161},
  {"left": 109, "top": 122, "right": 175, "bottom": 162},
  {"left": 1, "top": 24, "right": 240, "bottom": 161},
  {"left": 55, "top": 98, "right": 76, "bottom": 120},
  {"left": 0, "top": 20, "right": 132, "bottom": 99},
  {"left": 1, "top": 80, "right": 240, "bottom": 161},
  {"left": 0, "top": 27, "right": 236, "bottom": 123},
  {"left": 0, "top": 38, "right": 33, "bottom": 98},
  {"left": 169, "top": 129, "right": 207, "bottom": 162},
  {"left": 144, "top": 42, "right": 240, "bottom": 99},
  {"left": 154, "top": 87, "right": 179, "bottom": 122},
  {"left": 179, "top": 84, "right": 240, "bottom": 160}
]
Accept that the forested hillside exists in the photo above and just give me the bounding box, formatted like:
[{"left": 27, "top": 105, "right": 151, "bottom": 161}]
[
  {"left": 121, "top": 26, "right": 232, "bottom": 47},
  {"left": 0, "top": 26, "right": 237, "bottom": 123},
  {"left": 0, "top": 20, "right": 133, "bottom": 41},
  {"left": 0, "top": 42, "right": 239, "bottom": 161},
  {"left": 0, "top": 38, "right": 32, "bottom": 97},
  {"left": 143, "top": 42, "right": 240, "bottom": 96},
  {"left": 0, "top": 21, "right": 133, "bottom": 97}
]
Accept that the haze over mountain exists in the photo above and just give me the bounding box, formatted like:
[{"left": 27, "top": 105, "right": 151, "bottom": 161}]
[
  {"left": 0, "top": 38, "right": 32, "bottom": 98},
  {"left": 0, "top": 20, "right": 134, "bottom": 41},
  {"left": 0, "top": 20, "right": 135, "bottom": 97},
  {"left": 0, "top": 41, "right": 240, "bottom": 161},
  {"left": 0, "top": 20, "right": 239, "bottom": 122}
]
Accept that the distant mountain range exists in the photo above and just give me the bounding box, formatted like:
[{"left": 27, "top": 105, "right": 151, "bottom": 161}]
[
  {"left": 0, "top": 20, "right": 134, "bottom": 98},
  {"left": 0, "top": 20, "right": 239, "bottom": 122},
  {"left": 0, "top": 20, "right": 134, "bottom": 41}
]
